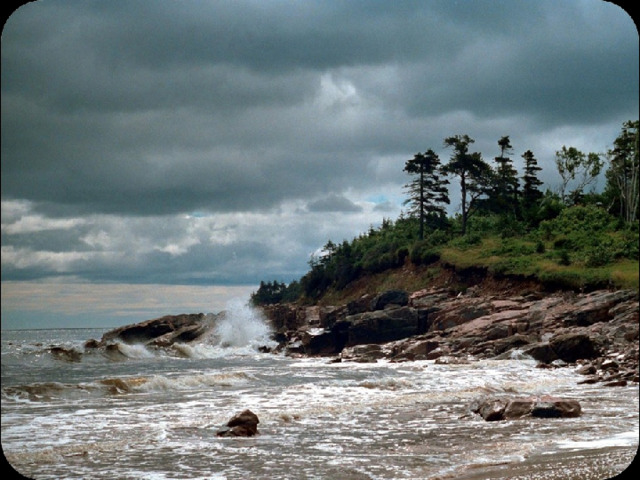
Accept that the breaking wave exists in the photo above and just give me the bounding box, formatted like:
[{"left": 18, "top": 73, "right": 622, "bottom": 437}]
[{"left": 213, "top": 297, "right": 275, "bottom": 350}]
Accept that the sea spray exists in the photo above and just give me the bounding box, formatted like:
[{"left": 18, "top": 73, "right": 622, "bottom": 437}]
[{"left": 214, "top": 297, "right": 275, "bottom": 349}]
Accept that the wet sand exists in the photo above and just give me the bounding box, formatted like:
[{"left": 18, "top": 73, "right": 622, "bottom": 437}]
[{"left": 442, "top": 445, "right": 638, "bottom": 480}]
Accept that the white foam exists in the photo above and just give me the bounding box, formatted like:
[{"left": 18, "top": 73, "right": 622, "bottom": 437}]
[
  {"left": 213, "top": 297, "right": 275, "bottom": 349},
  {"left": 557, "top": 429, "right": 640, "bottom": 450},
  {"left": 116, "top": 342, "right": 156, "bottom": 358}
]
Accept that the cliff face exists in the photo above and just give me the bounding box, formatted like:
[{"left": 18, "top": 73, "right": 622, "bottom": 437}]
[{"left": 260, "top": 286, "right": 639, "bottom": 386}]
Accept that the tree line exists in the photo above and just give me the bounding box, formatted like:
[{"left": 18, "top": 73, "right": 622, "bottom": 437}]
[{"left": 252, "top": 120, "right": 638, "bottom": 305}]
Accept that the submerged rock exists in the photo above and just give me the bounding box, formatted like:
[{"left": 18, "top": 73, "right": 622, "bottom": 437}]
[
  {"left": 216, "top": 409, "right": 260, "bottom": 437},
  {"left": 48, "top": 346, "right": 82, "bottom": 362}
]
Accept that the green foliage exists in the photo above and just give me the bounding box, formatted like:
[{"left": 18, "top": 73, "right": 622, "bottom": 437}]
[
  {"left": 409, "top": 240, "right": 440, "bottom": 265},
  {"left": 492, "top": 238, "right": 535, "bottom": 256},
  {"left": 251, "top": 280, "right": 301, "bottom": 306},
  {"left": 450, "top": 233, "right": 482, "bottom": 248},
  {"left": 489, "top": 256, "right": 534, "bottom": 276},
  {"left": 257, "top": 123, "right": 638, "bottom": 303}
]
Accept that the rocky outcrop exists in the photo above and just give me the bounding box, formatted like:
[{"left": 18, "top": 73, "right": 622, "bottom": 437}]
[
  {"left": 470, "top": 395, "right": 582, "bottom": 421},
  {"left": 100, "top": 313, "right": 218, "bottom": 346},
  {"left": 101, "top": 313, "right": 215, "bottom": 346},
  {"left": 260, "top": 287, "right": 639, "bottom": 386},
  {"left": 216, "top": 409, "right": 260, "bottom": 437}
]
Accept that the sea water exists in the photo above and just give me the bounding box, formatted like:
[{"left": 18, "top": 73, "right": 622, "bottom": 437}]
[{"left": 2, "top": 302, "right": 638, "bottom": 480}]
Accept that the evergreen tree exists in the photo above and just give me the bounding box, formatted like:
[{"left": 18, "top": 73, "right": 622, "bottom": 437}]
[
  {"left": 521, "top": 150, "right": 544, "bottom": 224},
  {"left": 492, "top": 136, "right": 519, "bottom": 215},
  {"left": 403, "top": 150, "right": 450, "bottom": 240},
  {"left": 443, "top": 135, "right": 493, "bottom": 235}
]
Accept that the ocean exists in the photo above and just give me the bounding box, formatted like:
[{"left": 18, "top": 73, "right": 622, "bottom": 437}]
[{"left": 2, "top": 302, "right": 638, "bottom": 480}]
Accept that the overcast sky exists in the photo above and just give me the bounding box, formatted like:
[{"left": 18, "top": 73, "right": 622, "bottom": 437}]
[{"left": 2, "top": 0, "right": 638, "bottom": 329}]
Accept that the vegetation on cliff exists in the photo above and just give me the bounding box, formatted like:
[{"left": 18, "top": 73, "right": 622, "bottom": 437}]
[{"left": 252, "top": 121, "right": 639, "bottom": 306}]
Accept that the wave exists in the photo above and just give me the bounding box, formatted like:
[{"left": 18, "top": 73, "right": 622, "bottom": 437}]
[
  {"left": 5, "top": 299, "right": 278, "bottom": 364},
  {"left": 2, "top": 371, "right": 256, "bottom": 402}
]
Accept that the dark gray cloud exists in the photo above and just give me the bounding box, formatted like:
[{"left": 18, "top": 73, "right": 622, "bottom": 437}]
[{"left": 1, "top": 0, "right": 638, "bottom": 302}]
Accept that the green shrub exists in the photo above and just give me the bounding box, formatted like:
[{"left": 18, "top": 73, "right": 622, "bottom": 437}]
[
  {"left": 396, "top": 246, "right": 410, "bottom": 265},
  {"left": 558, "top": 249, "right": 571, "bottom": 266},
  {"left": 450, "top": 233, "right": 482, "bottom": 249},
  {"left": 410, "top": 243, "right": 441, "bottom": 265},
  {"left": 584, "top": 240, "right": 614, "bottom": 267},
  {"left": 493, "top": 238, "right": 535, "bottom": 256},
  {"left": 426, "top": 229, "right": 450, "bottom": 246}
]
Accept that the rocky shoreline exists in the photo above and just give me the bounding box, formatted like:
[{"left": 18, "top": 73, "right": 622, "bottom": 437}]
[
  {"left": 85, "top": 284, "right": 638, "bottom": 427},
  {"left": 89, "top": 285, "right": 639, "bottom": 388},
  {"left": 260, "top": 287, "right": 639, "bottom": 388}
]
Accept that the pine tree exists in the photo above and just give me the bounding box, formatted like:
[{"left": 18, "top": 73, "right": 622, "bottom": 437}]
[
  {"left": 521, "top": 150, "right": 544, "bottom": 226},
  {"left": 492, "top": 136, "right": 519, "bottom": 215},
  {"left": 443, "top": 135, "right": 493, "bottom": 235},
  {"left": 403, "top": 150, "right": 450, "bottom": 240}
]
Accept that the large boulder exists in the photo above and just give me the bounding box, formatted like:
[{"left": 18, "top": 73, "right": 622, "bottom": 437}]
[
  {"left": 217, "top": 409, "right": 260, "bottom": 437},
  {"left": 471, "top": 396, "right": 581, "bottom": 421},
  {"left": 549, "top": 332, "right": 601, "bottom": 362},
  {"left": 370, "top": 290, "right": 409, "bottom": 311},
  {"left": 296, "top": 327, "right": 341, "bottom": 356},
  {"left": 521, "top": 342, "right": 558, "bottom": 363},
  {"left": 345, "top": 306, "right": 422, "bottom": 346}
]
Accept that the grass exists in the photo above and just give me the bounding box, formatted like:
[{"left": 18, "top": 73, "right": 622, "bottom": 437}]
[{"left": 440, "top": 236, "right": 639, "bottom": 291}]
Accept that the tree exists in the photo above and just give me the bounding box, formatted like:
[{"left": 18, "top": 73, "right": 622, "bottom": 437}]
[
  {"left": 443, "top": 134, "right": 493, "bottom": 235},
  {"left": 604, "top": 120, "right": 639, "bottom": 223},
  {"left": 491, "top": 136, "right": 519, "bottom": 215},
  {"left": 521, "top": 150, "right": 544, "bottom": 224},
  {"left": 403, "top": 150, "right": 450, "bottom": 240},
  {"left": 555, "top": 146, "right": 603, "bottom": 205}
]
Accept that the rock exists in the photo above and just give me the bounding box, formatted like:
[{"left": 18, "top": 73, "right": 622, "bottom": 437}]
[
  {"left": 409, "top": 288, "right": 449, "bottom": 308},
  {"left": 319, "top": 305, "right": 347, "bottom": 329},
  {"left": 370, "top": 290, "right": 409, "bottom": 311},
  {"left": 549, "top": 333, "right": 601, "bottom": 363},
  {"left": 297, "top": 327, "right": 340, "bottom": 356},
  {"left": 562, "top": 290, "right": 638, "bottom": 327},
  {"left": 100, "top": 313, "right": 214, "bottom": 346},
  {"left": 341, "top": 344, "right": 386, "bottom": 362},
  {"left": 576, "top": 364, "right": 597, "bottom": 375},
  {"left": 402, "top": 339, "right": 441, "bottom": 357},
  {"left": 531, "top": 397, "right": 581, "bottom": 418},
  {"left": 261, "top": 304, "right": 304, "bottom": 333},
  {"left": 603, "top": 380, "right": 628, "bottom": 387},
  {"left": 48, "top": 346, "right": 82, "bottom": 362},
  {"left": 471, "top": 396, "right": 581, "bottom": 421},
  {"left": 477, "top": 398, "right": 507, "bottom": 421},
  {"left": 347, "top": 295, "right": 373, "bottom": 315},
  {"left": 217, "top": 409, "right": 260, "bottom": 437},
  {"left": 492, "top": 334, "right": 533, "bottom": 356},
  {"left": 344, "top": 307, "right": 421, "bottom": 346},
  {"left": 428, "top": 300, "right": 492, "bottom": 331},
  {"left": 84, "top": 339, "right": 100, "bottom": 349},
  {"left": 521, "top": 342, "right": 558, "bottom": 364}
]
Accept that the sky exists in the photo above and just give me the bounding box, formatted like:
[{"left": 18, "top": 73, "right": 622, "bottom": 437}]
[{"left": 1, "top": 0, "right": 638, "bottom": 329}]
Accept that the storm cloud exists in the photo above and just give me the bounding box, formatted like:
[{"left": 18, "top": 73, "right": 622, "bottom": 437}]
[{"left": 1, "top": 0, "right": 637, "bottom": 328}]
